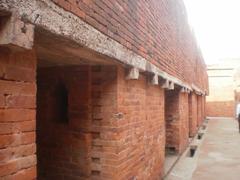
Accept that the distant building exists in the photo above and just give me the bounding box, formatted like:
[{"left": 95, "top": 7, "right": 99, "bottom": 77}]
[{"left": 207, "top": 59, "right": 240, "bottom": 117}]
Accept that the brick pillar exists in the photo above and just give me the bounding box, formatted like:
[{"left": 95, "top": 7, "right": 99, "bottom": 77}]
[
  {"left": 202, "top": 96, "right": 206, "bottom": 120},
  {"left": 165, "top": 90, "right": 189, "bottom": 154},
  {"left": 117, "top": 66, "right": 165, "bottom": 179},
  {"left": 179, "top": 92, "right": 189, "bottom": 152},
  {"left": 0, "top": 49, "right": 37, "bottom": 179},
  {"left": 188, "top": 93, "right": 198, "bottom": 137},
  {"left": 197, "top": 95, "right": 202, "bottom": 127},
  {"left": 90, "top": 66, "right": 119, "bottom": 179}
]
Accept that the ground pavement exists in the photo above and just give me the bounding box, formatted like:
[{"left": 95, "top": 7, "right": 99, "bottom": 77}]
[{"left": 165, "top": 117, "right": 240, "bottom": 180}]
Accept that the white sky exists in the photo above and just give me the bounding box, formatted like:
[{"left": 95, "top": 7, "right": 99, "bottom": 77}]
[{"left": 183, "top": 0, "right": 240, "bottom": 64}]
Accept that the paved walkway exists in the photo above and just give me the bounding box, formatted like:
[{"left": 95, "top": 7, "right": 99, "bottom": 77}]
[
  {"left": 165, "top": 117, "right": 240, "bottom": 180},
  {"left": 192, "top": 118, "right": 240, "bottom": 180}
]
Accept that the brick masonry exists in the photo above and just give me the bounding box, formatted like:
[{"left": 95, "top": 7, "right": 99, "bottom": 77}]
[
  {"left": 37, "top": 66, "right": 92, "bottom": 179},
  {"left": 49, "top": 0, "right": 208, "bottom": 91},
  {"left": 189, "top": 93, "right": 198, "bottom": 137},
  {"left": 165, "top": 90, "right": 189, "bottom": 154},
  {"left": 0, "top": 0, "right": 208, "bottom": 179},
  {"left": 0, "top": 49, "right": 37, "bottom": 179},
  {"left": 0, "top": 50, "right": 206, "bottom": 179},
  {"left": 207, "top": 61, "right": 236, "bottom": 117},
  {"left": 36, "top": 65, "right": 166, "bottom": 179},
  {"left": 206, "top": 101, "right": 235, "bottom": 118}
]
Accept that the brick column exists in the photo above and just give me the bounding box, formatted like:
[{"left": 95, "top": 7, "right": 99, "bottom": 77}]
[
  {"left": 0, "top": 49, "right": 37, "bottom": 179},
  {"left": 188, "top": 93, "right": 198, "bottom": 137},
  {"left": 197, "top": 95, "right": 203, "bottom": 127},
  {"left": 165, "top": 90, "right": 189, "bottom": 154}
]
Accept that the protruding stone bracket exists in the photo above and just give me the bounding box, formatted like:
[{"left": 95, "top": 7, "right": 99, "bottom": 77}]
[
  {"left": 0, "top": 14, "right": 34, "bottom": 51},
  {"left": 150, "top": 73, "right": 159, "bottom": 85},
  {"left": 161, "top": 79, "right": 174, "bottom": 90},
  {"left": 161, "top": 79, "right": 170, "bottom": 89},
  {"left": 169, "top": 81, "right": 174, "bottom": 90},
  {"left": 181, "top": 87, "right": 191, "bottom": 93},
  {"left": 181, "top": 87, "right": 186, "bottom": 93},
  {"left": 126, "top": 67, "right": 139, "bottom": 80}
]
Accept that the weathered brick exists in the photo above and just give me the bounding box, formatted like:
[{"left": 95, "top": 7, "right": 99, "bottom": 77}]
[
  {"left": 0, "top": 120, "right": 35, "bottom": 135},
  {"left": 0, "top": 80, "right": 36, "bottom": 95},
  {"left": 4, "top": 66, "right": 35, "bottom": 82},
  {"left": 0, "top": 144, "right": 36, "bottom": 163},
  {"left": 3, "top": 166, "right": 36, "bottom": 180},
  {"left": 0, "top": 109, "right": 35, "bottom": 122},
  {"left": 5, "top": 95, "right": 36, "bottom": 109},
  {"left": 0, "top": 155, "right": 36, "bottom": 177},
  {"left": 0, "top": 95, "right": 4, "bottom": 108},
  {"left": 0, "top": 132, "right": 35, "bottom": 149},
  {"left": 0, "top": 50, "right": 36, "bottom": 179}
]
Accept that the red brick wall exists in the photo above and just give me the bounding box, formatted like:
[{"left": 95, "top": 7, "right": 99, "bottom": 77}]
[
  {"left": 197, "top": 96, "right": 202, "bottom": 127},
  {"left": 90, "top": 65, "right": 118, "bottom": 179},
  {"left": 165, "top": 90, "right": 189, "bottom": 154},
  {"left": 0, "top": 49, "right": 37, "bottom": 179},
  {"left": 206, "top": 101, "right": 235, "bottom": 117},
  {"left": 37, "top": 66, "right": 92, "bottom": 179},
  {"left": 51, "top": 0, "right": 208, "bottom": 91},
  {"left": 189, "top": 93, "right": 198, "bottom": 137},
  {"left": 179, "top": 93, "right": 189, "bottom": 152},
  {"left": 116, "top": 67, "right": 165, "bottom": 179},
  {"left": 165, "top": 90, "right": 179, "bottom": 152}
]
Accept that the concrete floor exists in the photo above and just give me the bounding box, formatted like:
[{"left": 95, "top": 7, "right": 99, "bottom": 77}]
[{"left": 165, "top": 117, "right": 240, "bottom": 180}]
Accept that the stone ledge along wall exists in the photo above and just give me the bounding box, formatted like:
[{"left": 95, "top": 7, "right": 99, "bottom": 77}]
[{"left": 51, "top": 0, "right": 208, "bottom": 91}]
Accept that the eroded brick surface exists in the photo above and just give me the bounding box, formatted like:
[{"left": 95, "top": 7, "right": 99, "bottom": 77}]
[
  {"left": 0, "top": 49, "right": 37, "bottom": 179},
  {"left": 189, "top": 93, "right": 198, "bottom": 137},
  {"left": 165, "top": 90, "right": 189, "bottom": 154}
]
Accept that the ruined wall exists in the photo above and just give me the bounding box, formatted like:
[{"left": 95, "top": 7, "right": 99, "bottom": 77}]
[
  {"left": 51, "top": 0, "right": 207, "bottom": 91},
  {"left": 0, "top": 49, "right": 37, "bottom": 179},
  {"left": 189, "top": 93, "right": 198, "bottom": 137}
]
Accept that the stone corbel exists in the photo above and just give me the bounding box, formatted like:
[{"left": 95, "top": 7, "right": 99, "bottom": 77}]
[
  {"left": 161, "top": 79, "right": 170, "bottom": 89},
  {"left": 150, "top": 73, "right": 159, "bottom": 85},
  {"left": 169, "top": 81, "right": 174, "bottom": 90},
  {"left": 126, "top": 67, "right": 139, "bottom": 80},
  {"left": 0, "top": 14, "right": 34, "bottom": 51}
]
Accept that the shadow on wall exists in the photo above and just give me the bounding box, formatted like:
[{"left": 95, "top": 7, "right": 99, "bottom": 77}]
[{"left": 206, "top": 101, "right": 235, "bottom": 117}]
